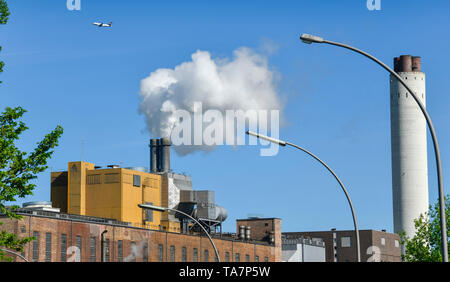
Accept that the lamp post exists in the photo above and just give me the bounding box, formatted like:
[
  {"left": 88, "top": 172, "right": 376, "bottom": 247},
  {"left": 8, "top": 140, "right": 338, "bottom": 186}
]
[
  {"left": 246, "top": 130, "right": 361, "bottom": 262},
  {"left": 0, "top": 248, "right": 29, "bottom": 262},
  {"left": 299, "top": 33, "right": 448, "bottom": 262},
  {"left": 138, "top": 204, "right": 220, "bottom": 262}
]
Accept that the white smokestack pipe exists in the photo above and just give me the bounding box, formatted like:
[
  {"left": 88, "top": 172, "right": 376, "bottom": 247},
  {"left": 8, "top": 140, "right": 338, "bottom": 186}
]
[{"left": 390, "top": 55, "right": 429, "bottom": 239}]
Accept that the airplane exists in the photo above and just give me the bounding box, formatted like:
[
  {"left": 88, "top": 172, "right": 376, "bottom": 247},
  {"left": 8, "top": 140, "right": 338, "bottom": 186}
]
[{"left": 93, "top": 22, "right": 112, "bottom": 27}]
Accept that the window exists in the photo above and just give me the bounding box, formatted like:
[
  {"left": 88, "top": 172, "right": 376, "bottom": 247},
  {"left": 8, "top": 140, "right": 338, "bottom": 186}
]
[
  {"left": 381, "top": 238, "right": 386, "bottom": 246},
  {"left": 87, "top": 174, "right": 101, "bottom": 185},
  {"left": 341, "top": 236, "right": 351, "bottom": 248},
  {"left": 264, "top": 257, "right": 269, "bottom": 262},
  {"left": 105, "top": 239, "right": 110, "bottom": 262},
  {"left": 158, "top": 244, "right": 164, "bottom": 262},
  {"left": 76, "top": 236, "right": 82, "bottom": 261},
  {"left": 130, "top": 242, "right": 136, "bottom": 262},
  {"left": 144, "top": 202, "right": 153, "bottom": 222},
  {"left": 118, "top": 240, "right": 123, "bottom": 262},
  {"left": 235, "top": 253, "right": 240, "bottom": 262},
  {"left": 182, "top": 247, "right": 187, "bottom": 262},
  {"left": 225, "top": 252, "right": 230, "bottom": 262},
  {"left": 45, "top": 233, "right": 52, "bottom": 262},
  {"left": 255, "top": 255, "right": 259, "bottom": 262},
  {"left": 32, "top": 231, "right": 39, "bottom": 262},
  {"left": 395, "top": 240, "right": 400, "bottom": 248},
  {"left": 143, "top": 242, "right": 148, "bottom": 262},
  {"left": 133, "top": 174, "right": 141, "bottom": 187},
  {"left": 170, "top": 245, "right": 175, "bottom": 262},
  {"left": 90, "top": 237, "right": 96, "bottom": 262},
  {"left": 60, "top": 234, "right": 67, "bottom": 262},
  {"left": 245, "top": 254, "right": 250, "bottom": 262},
  {"left": 193, "top": 248, "right": 198, "bottom": 262},
  {"left": 204, "top": 249, "right": 209, "bottom": 262}
]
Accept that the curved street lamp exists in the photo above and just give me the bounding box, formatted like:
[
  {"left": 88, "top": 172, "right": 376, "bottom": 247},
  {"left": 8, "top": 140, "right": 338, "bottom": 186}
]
[
  {"left": 138, "top": 203, "right": 220, "bottom": 262},
  {"left": 246, "top": 130, "right": 361, "bottom": 262},
  {"left": 300, "top": 33, "right": 448, "bottom": 262},
  {"left": 0, "top": 248, "right": 29, "bottom": 262}
]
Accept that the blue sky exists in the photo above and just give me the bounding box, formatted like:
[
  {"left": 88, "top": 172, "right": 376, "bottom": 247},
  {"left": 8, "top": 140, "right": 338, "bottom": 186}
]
[{"left": 1, "top": 0, "right": 450, "bottom": 233}]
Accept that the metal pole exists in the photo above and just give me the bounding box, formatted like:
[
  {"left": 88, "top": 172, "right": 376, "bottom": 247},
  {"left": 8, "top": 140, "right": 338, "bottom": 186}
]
[
  {"left": 0, "top": 248, "right": 29, "bottom": 262},
  {"left": 101, "top": 230, "right": 107, "bottom": 262},
  {"left": 285, "top": 142, "right": 361, "bottom": 262},
  {"left": 165, "top": 208, "right": 220, "bottom": 262},
  {"left": 317, "top": 39, "right": 448, "bottom": 262}
]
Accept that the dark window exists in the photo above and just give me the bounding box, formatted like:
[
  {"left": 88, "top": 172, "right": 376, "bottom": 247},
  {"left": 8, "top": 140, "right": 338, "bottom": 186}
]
[
  {"left": 105, "top": 239, "right": 110, "bottom": 262},
  {"left": 193, "top": 248, "right": 198, "bottom": 262},
  {"left": 158, "top": 244, "right": 164, "bottom": 262},
  {"left": 264, "top": 257, "right": 269, "bottom": 262},
  {"left": 130, "top": 241, "right": 136, "bottom": 262},
  {"left": 31, "top": 231, "right": 39, "bottom": 262},
  {"left": 60, "top": 234, "right": 67, "bottom": 262},
  {"left": 45, "top": 233, "right": 52, "bottom": 262},
  {"left": 144, "top": 202, "right": 153, "bottom": 222},
  {"left": 182, "top": 247, "right": 187, "bottom": 262},
  {"left": 245, "top": 254, "right": 250, "bottom": 262},
  {"left": 133, "top": 175, "right": 141, "bottom": 187},
  {"left": 118, "top": 240, "right": 123, "bottom": 262},
  {"left": 255, "top": 255, "right": 259, "bottom": 262},
  {"left": 170, "top": 245, "right": 175, "bottom": 262},
  {"left": 204, "top": 249, "right": 209, "bottom": 262},
  {"left": 235, "top": 253, "right": 240, "bottom": 262},
  {"left": 225, "top": 252, "right": 230, "bottom": 262},
  {"left": 143, "top": 242, "right": 148, "bottom": 262},
  {"left": 90, "top": 237, "right": 96, "bottom": 262},
  {"left": 76, "top": 236, "right": 82, "bottom": 262}
]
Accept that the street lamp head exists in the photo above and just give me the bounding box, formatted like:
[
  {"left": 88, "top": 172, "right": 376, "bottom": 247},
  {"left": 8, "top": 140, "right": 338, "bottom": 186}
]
[
  {"left": 246, "top": 130, "right": 287, "bottom": 146},
  {"left": 300, "top": 33, "right": 324, "bottom": 44},
  {"left": 138, "top": 203, "right": 167, "bottom": 212}
]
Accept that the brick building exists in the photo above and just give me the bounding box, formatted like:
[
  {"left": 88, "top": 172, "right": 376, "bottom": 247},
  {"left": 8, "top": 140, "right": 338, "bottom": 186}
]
[
  {"left": 0, "top": 209, "right": 281, "bottom": 262},
  {"left": 283, "top": 229, "right": 402, "bottom": 262}
]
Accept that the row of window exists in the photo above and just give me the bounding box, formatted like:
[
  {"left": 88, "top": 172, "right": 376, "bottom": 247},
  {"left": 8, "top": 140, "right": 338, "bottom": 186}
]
[
  {"left": 338, "top": 236, "right": 400, "bottom": 248},
  {"left": 86, "top": 173, "right": 157, "bottom": 188},
  {"left": 391, "top": 92, "right": 425, "bottom": 99},
  {"left": 158, "top": 244, "right": 268, "bottom": 262},
  {"left": 30, "top": 232, "right": 268, "bottom": 262}
]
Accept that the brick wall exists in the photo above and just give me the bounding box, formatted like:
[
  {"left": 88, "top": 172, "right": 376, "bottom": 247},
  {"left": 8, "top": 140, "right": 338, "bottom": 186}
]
[{"left": 0, "top": 214, "right": 279, "bottom": 262}]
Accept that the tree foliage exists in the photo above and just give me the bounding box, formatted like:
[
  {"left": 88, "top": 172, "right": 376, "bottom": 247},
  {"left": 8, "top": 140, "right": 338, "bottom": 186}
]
[
  {"left": 0, "top": 107, "right": 63, "bottom": 261},
  {"left": 400, "top": 196, "right": 450, "bottom": 262}
]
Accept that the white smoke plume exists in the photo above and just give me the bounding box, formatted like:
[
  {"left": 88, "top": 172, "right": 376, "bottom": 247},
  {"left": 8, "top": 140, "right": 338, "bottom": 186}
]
[{"left": 138, "top": 47, "right": 283, "bottom": 155}]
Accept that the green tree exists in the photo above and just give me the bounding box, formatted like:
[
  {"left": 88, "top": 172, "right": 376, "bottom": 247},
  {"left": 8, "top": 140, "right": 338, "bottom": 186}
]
[
  {"left": 0, "top": 1, "right": 64, "bottom": 261},
  {"left": 400, "top": 196, "right": 450, "bottom": 262}
]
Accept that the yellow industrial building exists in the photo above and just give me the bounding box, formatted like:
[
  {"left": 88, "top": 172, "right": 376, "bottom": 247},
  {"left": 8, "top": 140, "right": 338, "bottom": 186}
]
[{"left": 51, "top": 161, "right": 181, "bottom": 233}]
